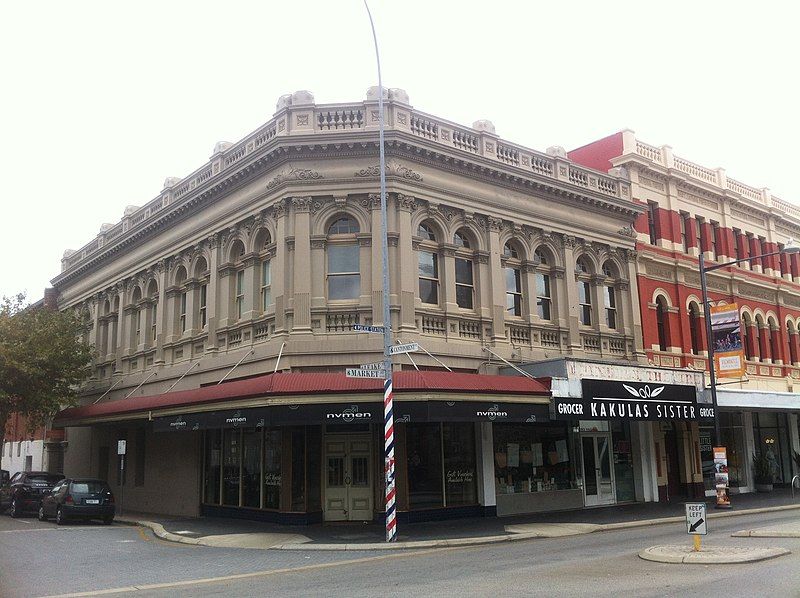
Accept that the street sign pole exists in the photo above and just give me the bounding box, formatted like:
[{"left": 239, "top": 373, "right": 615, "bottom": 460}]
[{"left": 365, "top": 0, "right": 396, "bottom": 543}]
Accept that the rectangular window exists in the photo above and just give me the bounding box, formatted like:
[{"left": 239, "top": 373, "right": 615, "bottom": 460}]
[
  {"left": 151, "top": 303, "right": 157, "bottom": 342},
  {"left": 679, "top": 212, "right": 689, "bottom": 252},
  {"left": 327, "top": 245, "right": 360, "bottom": 300},
  {"left": 536, "top": 273, "right": 551, "bottom": 320},
  {"left": 241, "top": 429, "right": 261, "bottom": 509},
  {"left": 711, "top": 222, "right": 720, "bottom": 260},
  {"left": 578, "top": 281, "right": 592, "bottom": 326},
  {"left": 235, "top": 271, "right": 245, "bottom": 319},
  {"left": 732, "top": 229, "right": 741, "bottom": 259},
  {"left": 759, "top": 237, "right": 768, "bottom": 270},
  {"left": 605, "top": 286, "right": 617, "bottom": 329},
  {"left": 443, "top": 423, "right": 477, "bottom": 507},
  {"left": 199, "top": 284, "right": 207, "bottom": 328},
  {"left": 260, "top": 260, "right": 272, "bottom": 310},
  {"left": 406, "top": 423, "right": 443, "bottom": 509},
  {"left": 647, "top": 202, "right": 658, "bottom": 245},
  {"left": 135, "top": 309, "right": 141, "bottom": 345},
  {"left": 134, "top": 428, "right": 145, "bottom": 487},
  {"left": 180, "top": 292, "right": 187, "bottom": 332},
  {"left": 203, "top": 430, "right": 222, "bottom": 505},
  {"left": 418, "top": 251, "right": 439, "bottom": 305},
  {"left": 455, "top": 258, "right": 474, "bottom": 309},
  {"left": 222, "top": 428, "right": 240, "bottom": 506},
  {"left": 505, "top": 267, "right": 522, "bottom": 316},
  {"left": 696, "top": 216, "right": 705, "bottom": 253},
  {"left": 263, "top": 429, "right": 281, "bottom": 509},
  {"left": 291, "top": 428, "right": 306, "bottom": 511}
]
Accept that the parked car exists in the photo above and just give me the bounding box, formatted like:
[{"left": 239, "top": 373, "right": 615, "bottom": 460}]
[
  {"left": 38, "top": 478, "right": 115, "bottom": 525},
  {"left": 0, "top": 471, "right": 65, "bottom": 517}
]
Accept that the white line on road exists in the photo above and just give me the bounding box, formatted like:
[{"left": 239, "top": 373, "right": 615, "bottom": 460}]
[{"left": 0, "top": 526, "right": 121, "bottom": 534}]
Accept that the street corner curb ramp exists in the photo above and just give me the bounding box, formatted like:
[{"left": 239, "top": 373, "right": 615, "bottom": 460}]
[{"left": 639, "top": 545, "right": 791, "bottom": 564}]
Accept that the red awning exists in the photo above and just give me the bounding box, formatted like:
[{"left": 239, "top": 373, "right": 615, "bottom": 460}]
[{"left": 54, "top": 371, "right": 550, "bottom": 426}]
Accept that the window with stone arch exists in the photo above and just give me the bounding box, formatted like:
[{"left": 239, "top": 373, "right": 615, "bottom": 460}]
[
  {"left": 533, "top": 246, "right": 553, "bottom": 321},
  {"left": 655, "top": 295, "right": 670, "bottom": 351},
  {"left": 503, "top": 240, "right": 524, "bottom": 317},
  {"left": 326, "top": 216, "right": 360, "bottom": 301},
  {"left": 601, "top": 260, "right": 619, "bottom": 330},
  {"left": 174, "top": 265, "right": 188, "bottom": 333},
  {"left": 417, "top": 221, "right": 440, "bottom": 305},
  {"left": 229, "top": 240, "right": 246, "bottom": 320},
  {"left": 787, "top": 320, "right": 797, "bottom": 366},
  {"left": 742, "top": 312, "right": 755, "bottom": 361},
  {"left": 194, "top": 257, "right": 209, "bottom": 329},
  {"left": 688, "top": 301, "right": 703, "bottom": 355},
  {"left": 146, "top": 279, "right": 159, "bottom": 344},
  {"left": 575, "top": 255, "right": 593, "bottom": 326},
  {"left": 767, "top": 316, "right": 780, "bottom": 364},
  {"left": 755, "top": 314, "right": 767, "bottom": 362},
  {"left": 130, "top": 286, "right": 143, "bottom": 348},
  {"left": 254, "top": 229, "right": 272, "bottom": 312},
  {"left": 453, "top": 229, "right": 475, "bottom": 310}
]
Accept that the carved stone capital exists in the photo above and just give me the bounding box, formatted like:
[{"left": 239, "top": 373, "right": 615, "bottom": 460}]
[
  {"left": 397, "top": 193, "right": 417, "bottom": 212},
  {"left": 291, "top": 196, "right": 312, "bottom": 212},
  {"left": 488, "top": 217, "right": 503, "bottom": 232},
  {"left": 272, "top": 200, "right": 286, "bottom": 219},
  {"left": 310, "top": 235, "right": 326, "bottom": 250},
  {"left": 286, "top": 237, "right": 296, "bottom": 251},
  {"left": 364, "top": 193, "right": 383, "bottom": 210},
  {"left": 551, "top": 266, "right": 566, "bottom": 279},
  {"left": 475, "top": 250, "right": 490, "bottom": 265},
  {"left": 563, "top": 235, "right": 577, "bottom": 250}
]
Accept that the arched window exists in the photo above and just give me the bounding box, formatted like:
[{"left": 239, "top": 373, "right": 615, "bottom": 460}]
[
  {"left": 656, "top": 296, "right": 669, "bottom": 351},
  {"left": 174, "top": 266, "right": 188, "bottom": 332},
  {"left": 602, "top": 261, "right": 618, "bottom": 330},
  {"left": 255, "top": 231, "right": 272, "bottom": 313},
  {"left": 768, "top": 317, "right": 780, "bottom": 363},
  {"left": 454, "top": 229, "right": 474, "bottom": 310},
  {"left": 418, "top": 222, "right": 439, "bottom": 305},
  {"left": 147, "top": 280, "right": 159, "bottom": 344},
  {"left": 131, "top": 287, "right": 142, "bottom": 347},
  {"left": 504, "top": 241, "right": 522, "bottom": 317},
  {"left": 327, "top": 217, "right": 360, "bottom": 300},
  {"left": 534, "top": 248, "right": 552, "bottom": 321},
  {"left": 228, "top": 240, "right": 246, "bottom": 320},
  {"left": 688, "top": 302, "right": 702, "bottom": 355},
  {"left": 787, "top": 321, "right": 797, "bottom": 366},
  {"left": 576, "top": 256, "right": 592, "bottom": 326},
  {"left": 742, "top": 313, "right": 753, "bottom": 360},
  {"left": 755, "top": 315, "right": 767, "bottom": 362},
  {"left": 194, "top": 258, "right": 209, "bottom": 329}
]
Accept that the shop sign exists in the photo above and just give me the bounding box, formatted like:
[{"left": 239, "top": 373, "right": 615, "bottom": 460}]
[
  {"left": 446, "top": 469, "right": 474, "bottom": 483},
  {"left": 565, "top": 361, "right": 704, "bottom": 389},
  {"left": 552, "top": 379, "right": 710, "bottom": 422},
  {"left": 427, "top": 401, "right": 549, "bottom": 423}
]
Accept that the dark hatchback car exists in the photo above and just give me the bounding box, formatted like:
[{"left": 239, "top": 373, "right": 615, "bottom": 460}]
[
  {"left": 39, "top": 478, "right": 115, "bottom": 525},
  {"left": 0, "top": 471, "right": 65, "bottom": 517}
]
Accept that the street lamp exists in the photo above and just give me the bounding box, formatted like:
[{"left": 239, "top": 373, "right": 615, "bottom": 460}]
[{"left": 699, "top": 237, "right": 799, "bottom": 506}]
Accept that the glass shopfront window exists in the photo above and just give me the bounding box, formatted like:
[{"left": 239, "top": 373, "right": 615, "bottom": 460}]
[
  {"left": 493, "top": 423, "right": 576, "bottom": 495},
  {"left": 753, "top": 412, "right": 792, "bottom": 484},
  {"left": 611, "top": 421, "right": 635, "bottom": 502},
  {"left": 291, "top": 428, "right": 306, "bottom": 511},
  {"left": 406, "top": 423, "right": 443, "bottom": 509},
  {"left": 263, "top": 429, "right": 281, "bottom": 509},
  {"left": 241, "top": 429, "right": 261, "bottom": 508},
  {"left": 702, "top": 413, "right": 746, "bottom": 489},
  {"left": 203, "top": 430, "right": 222, "bottom": 505},
  {"left": 222, "top": 429, "right": 241, "bottom": 505},
  {"left": 443, "top": 423, "right": 477, "bottom": 507}
]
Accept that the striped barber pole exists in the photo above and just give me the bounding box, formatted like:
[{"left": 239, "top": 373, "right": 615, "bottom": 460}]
[{"left": 384, "top": 375, "right": 397, "bottom": 542}]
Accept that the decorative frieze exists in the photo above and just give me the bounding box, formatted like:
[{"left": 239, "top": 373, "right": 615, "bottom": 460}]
[
  {"left": 638, "top": 176, "right": 665, "bottom": 192},
  {"left": 730, "top": 208, "right": 766, "bottom": 227},
  {"left": 677, "top": 187, "right": 719, "bottom": 210},
  {"left": 267, "top": 167, "right": 323, "bottom": 190},
  {"left": 644, "top": 261, "right": 675, "bottom": 281},
  {"left": 737, "top": 283, "right": 775, "bottom": 302}
]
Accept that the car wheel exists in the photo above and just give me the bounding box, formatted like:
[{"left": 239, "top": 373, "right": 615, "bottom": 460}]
[
  {"left": 102, "top": 515, "right": 114, "bottom": 525},
  {"left": 9, "top": 499, "right": 19, "bottom": 518},
  {"left": 56, "top": 507, "right": 66, "bottom": 526},
  {"left": 38, "top": 505, "right": 47, "bottom": 522}
]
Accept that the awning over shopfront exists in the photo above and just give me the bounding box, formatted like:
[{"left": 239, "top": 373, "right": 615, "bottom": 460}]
[
  {"left": 714, "top": 388, "right": 800, "bottom": 412},
  {"left": 54, "top": 371, "right": 551, "bottom": 428}
]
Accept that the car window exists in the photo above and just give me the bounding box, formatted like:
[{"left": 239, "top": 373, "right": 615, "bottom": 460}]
[
  {"left": 10, "top": 473, "right": 22, "bottom": 484},
  {"left": 70, "top": 481, "right": 109, "bottom": 494},
  {"left": 27, "top": 474, "right": 64, "bottom": 484},
  {"left": 51, "top": 481, "right": 65, "bottom": 493}
]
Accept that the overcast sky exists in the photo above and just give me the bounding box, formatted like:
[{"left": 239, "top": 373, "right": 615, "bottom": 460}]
[{"left": 2, "top": 1, "right": 798, "bottom": 301}]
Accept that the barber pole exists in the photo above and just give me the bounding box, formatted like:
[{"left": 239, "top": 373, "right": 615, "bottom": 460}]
[{"left": 384, "top": 375, "right": 397, "bottom": 541}]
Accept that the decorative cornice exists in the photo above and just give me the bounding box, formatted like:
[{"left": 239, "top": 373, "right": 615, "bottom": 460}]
[
  {"left": 354, "top": 160, "right": 423, "bottom": 181},
  {"left": 267, "top": 167, "right": 323, "bottom": 190}
]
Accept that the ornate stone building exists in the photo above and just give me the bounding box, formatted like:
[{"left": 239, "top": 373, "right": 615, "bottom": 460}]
[{"left": 52, "top": 89, "right": 693, "bottom": 522}]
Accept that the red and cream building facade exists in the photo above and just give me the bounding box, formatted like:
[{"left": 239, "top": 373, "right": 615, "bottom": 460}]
[{"left": 570, "top": 131, "right": 800, "bottom": 498}]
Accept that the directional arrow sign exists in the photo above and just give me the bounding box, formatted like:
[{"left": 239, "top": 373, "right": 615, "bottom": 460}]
[
  {"left": 685, "top": 502, "right": 707, "bottom": 535},
  {"left": 346, "top": 368, "right": 385, "bottom": 379},
  {"left": 389, "top": 342, "right": 419, "bottom": 355},
  {"left": 353, "top": 324, "right": 385, "bottom": 334}
]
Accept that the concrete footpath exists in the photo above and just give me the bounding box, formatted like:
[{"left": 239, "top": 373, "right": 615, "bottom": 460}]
[{"left": 116, "top": 489, "right": 800, "bottom": 551}]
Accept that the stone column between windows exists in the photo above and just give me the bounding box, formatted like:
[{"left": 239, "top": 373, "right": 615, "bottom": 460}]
[
  {"left": 487, "top": 218, "right": 507, "bottom": 343},
  {"left": 184, "top": 280, "right": 199, "bottom": 334},
  {"left": 745, "top": 322, "right": 760, "bottom": 362},
  {"left": 91, "top": 295, "right": 101, "bottom": 357},
  {"left": 291, "top": 196, "right": 312, "bottom": 333},
  {"left": 272, "top": 202, "right": 287, "bottom": 334},
  {"left": 770, "top": 324, "right": 784, "bottom": 365},
  {"left": 369, "top": 193, "right": 384, "bottom": 326},
  {"left": 561, "top": 236, "right": 581, "bottom": 351},
  {"left": 590, "top": 274, "right": 605, "bottom": 333},
  {"left": 164, "top": 287, "right": 180, "bottom": 344},
  {"left": 790, "top": 331, "right": 800, "bottom": 366},
  {"left": 397, "top": 194, "right": 417, "bottom": 332},
  {"left": 441, "top": 244, "right": 458, "bottom": 315},
  {"left": 738, "top": 232, "right": 751, "bottom": 270},
  {"left": 748, "top": 237, "right": 762, "bottom": 273},
  {"left": 520, "top": 261, "right": 536, "bottom": 324},
  {"left": 142, "top": 298, "right": 154, "bottom": 351}
]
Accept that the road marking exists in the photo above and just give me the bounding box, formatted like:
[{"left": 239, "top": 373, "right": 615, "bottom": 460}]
[
  {"left": 37, "top": 547, "right": 455, "bottom": 597},
  {"left": 0, "top": 526, "right": 120, "bottom": 534}
]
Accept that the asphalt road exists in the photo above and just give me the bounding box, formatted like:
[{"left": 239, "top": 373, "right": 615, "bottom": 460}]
[{"left": 1, "top": 510, "right": 798, "bottom": 597}]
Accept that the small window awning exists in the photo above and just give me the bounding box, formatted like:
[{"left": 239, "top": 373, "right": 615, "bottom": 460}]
[{"left": 54, "top": 371, "right": 551, "bottom": 428}]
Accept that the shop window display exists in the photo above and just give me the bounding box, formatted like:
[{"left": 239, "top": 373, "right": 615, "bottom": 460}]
[{"left": 493, "top": 424, "right": 576, "bottom": 495}]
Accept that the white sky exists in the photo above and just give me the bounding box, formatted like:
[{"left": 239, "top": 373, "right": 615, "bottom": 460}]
[{"left": 2, "top": 1, "right": 798, "bottom": 301}]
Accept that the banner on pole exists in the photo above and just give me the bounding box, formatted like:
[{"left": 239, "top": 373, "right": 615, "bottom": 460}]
[{"left": 710, "top": 303, "right": 745, "bottom": 378}]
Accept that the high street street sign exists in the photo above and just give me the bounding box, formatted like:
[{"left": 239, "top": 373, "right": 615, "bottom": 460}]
[{"left": 389, "top": 342, "right": 419, "bottom": 355}]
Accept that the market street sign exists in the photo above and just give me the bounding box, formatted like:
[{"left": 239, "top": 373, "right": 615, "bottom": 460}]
[
  {"left": 353, "top": 324, "right": 385, "bottom": 333},
  {"left": 345, "top": 368, "right": 385, "bottom": 378},
  {"left": 389, "top": 342, "right": 419, "bottom": 355},
  {"left": 552, "top": 379, "right": 712, "bottom": 422},
  {"left": 685, "top": 502, "right": 707, "bottom": 535}
]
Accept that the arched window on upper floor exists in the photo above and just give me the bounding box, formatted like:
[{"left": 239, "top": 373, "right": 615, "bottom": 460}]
[
  {"left": 454, "top": 229, "right": 475, "bottom": 310},
  {"left": 174, "top": 265, "right": 188, "bottom": 333},
  {"left": 194, "top": 257, "right": 209, "bottom": 329},
  {"left": 655, "top": 295, "right": 670, "bottom": 351},
  {"left": 229, "top": 240, "right": 246, "bottom": 320},
  {"left": 787, "top": 321, "right": 798, "bottom": 366},
  {"left": 254, "top": 231, "right": 272, "bottom": 313},
  {"left": 688, "top": 301, "right": 703, "bottom": 355},
  {"left": 504, "top": 241, "right": 523, "bottom": 317},
  {"left": 576, "top": 256, "right": 593, "bottom": 326},
  {"left": 147, "top": 279, "right": 158, "bottom": 344},
  {"left": 417, "top": 222, "right": 439, "bottom": 305},
  {"left": 601, "top": 261, "right": 619, "bottom": 330},
  {"left": 533, "top": 247, "right": 553, "bottom": 321},
  {"left": 327, "top": 217, "right": 360, "bottom": 300},
  {"left": 755, "top": 314, "right": 768, "bottom": 362},
  {"left": 131, "top": 286, "right": 143, "bottom": 347},
  {"left": 768, "top": 316, "right": 780, "bottom": 364},
  {"left": 742, "top": 313, "right": 754, "bottom": 361}
]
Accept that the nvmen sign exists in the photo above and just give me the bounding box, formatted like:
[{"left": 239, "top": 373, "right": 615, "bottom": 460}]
[{"left": 552, "top": 379, "right": 713, "bottom": 422}]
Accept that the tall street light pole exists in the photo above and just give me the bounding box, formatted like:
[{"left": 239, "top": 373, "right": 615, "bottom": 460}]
[
  {"left": 699, "top": 238, "right": 798, "bottom": 507},
  {"left": 364, "top": 0, "right": 397, "bottom": 543}
]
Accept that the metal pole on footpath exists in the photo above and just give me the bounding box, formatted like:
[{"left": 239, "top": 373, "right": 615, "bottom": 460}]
[{"left": 364, "top": 0, "right": 397, "bottom": 542}]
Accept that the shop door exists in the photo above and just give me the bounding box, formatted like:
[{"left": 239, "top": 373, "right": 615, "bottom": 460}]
[
  {"left": 664, "top": 430, "right": 684, "bottom": 500},
  {"left": 324, "top": 435, "right": 373, "bottom": 521},
  {"left": 581, "top": 434, "right": 615, "bottom": 506}
]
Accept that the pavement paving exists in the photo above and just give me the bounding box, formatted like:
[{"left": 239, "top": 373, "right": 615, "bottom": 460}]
[{"left": 116, "top": 487, "right": 800, "bottom": 551}]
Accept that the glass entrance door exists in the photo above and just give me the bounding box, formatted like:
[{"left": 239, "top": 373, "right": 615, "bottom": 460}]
[
  {"left": 324, "top": 435, "right": 373, "bottom": 521},
  {"left": 581, "top": 434, "right": 615, "bottom": 506}
]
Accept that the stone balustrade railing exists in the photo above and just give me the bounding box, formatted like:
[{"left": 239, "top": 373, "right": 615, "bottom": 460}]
[
  {"left": 61, "top": 90, "right": 628, "bottom": 274},
  {"left": 625, "top": 130, "right": 798, "bottom": 223}
]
